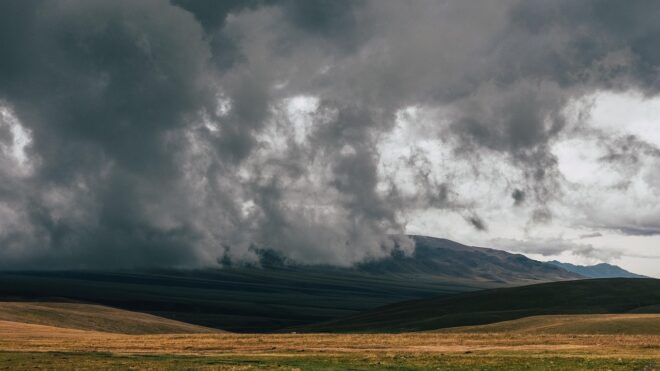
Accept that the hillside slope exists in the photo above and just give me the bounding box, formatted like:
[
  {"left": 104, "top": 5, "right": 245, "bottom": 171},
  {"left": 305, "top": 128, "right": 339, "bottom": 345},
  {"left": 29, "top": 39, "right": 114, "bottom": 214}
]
[
  {"left": 438, "top": 314, "right": 660, "bottom": 335},
  {"left": 0, "top": 302, "right": 218, "bottom": 334},
  {"left": 301, "top": 278, "right": 660, "bottom": 332},
  {"left": 0, "top": 270, "right": 492, "bottom": 332},
  {"left": 549, "top": 261, "right": 646, "bottom": 278}
]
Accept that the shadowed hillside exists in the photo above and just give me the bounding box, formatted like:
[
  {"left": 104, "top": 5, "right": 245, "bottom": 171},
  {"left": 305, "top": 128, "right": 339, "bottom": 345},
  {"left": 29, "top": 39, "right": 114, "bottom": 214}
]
[
  {"left": 0, "top": 269, "right": 496, "bottom": 332},
  {"left": 300, "top": 278, "right": 660, "bottom": 332},
  {"left": 0, "top": 236, "right": 581, "bottom": 332},
  {"left": 438, "top": 313, "right": 660, "bottom": 335}
]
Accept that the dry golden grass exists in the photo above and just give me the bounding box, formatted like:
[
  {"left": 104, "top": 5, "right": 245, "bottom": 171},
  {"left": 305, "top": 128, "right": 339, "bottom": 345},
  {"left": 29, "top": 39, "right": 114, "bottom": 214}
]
[
  {"left": 0, "top": 302, "right": 219, "bottom": 334},
  {"left": 0, "top": 319, "right": 658, "bottom": 359},
  {"left": 0, "top": 316, "right": 659, "bottom": 370},
  {"left": 0, "top": 304, "right": 658, "bottom": 369}
]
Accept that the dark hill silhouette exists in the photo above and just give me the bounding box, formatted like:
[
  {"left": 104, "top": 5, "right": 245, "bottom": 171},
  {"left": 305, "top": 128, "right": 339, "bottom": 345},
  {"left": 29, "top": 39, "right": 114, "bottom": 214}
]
[
  {"left": 300, "top": 278, "right": 660, "bottom": 332},
  {"left": 0, "top": 235, "right": 580, "bottom": 332}
]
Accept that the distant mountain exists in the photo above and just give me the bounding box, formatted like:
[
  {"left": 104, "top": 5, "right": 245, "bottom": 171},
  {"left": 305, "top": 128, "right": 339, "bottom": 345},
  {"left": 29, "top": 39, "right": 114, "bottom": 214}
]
[
  {"left": 355, "top": 235, "right": 581, "bottom": 283},
  {"left": 548, "top": 261, "right": 646, "bottom": 279},
  {"left": 300, "top": 278, "right": 660, "bottom": 333}
]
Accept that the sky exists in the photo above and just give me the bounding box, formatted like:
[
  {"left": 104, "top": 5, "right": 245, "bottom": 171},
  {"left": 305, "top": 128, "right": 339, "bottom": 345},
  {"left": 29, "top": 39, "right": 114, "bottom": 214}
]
[{"left": 0, "top": 0, "right": 659, "bottom": 276}]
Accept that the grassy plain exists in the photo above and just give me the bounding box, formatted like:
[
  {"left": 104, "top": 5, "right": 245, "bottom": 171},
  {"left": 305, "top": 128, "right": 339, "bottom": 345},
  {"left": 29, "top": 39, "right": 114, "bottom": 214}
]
[{"left": 0, "top": 319, "right": 658, "bottom": 370}]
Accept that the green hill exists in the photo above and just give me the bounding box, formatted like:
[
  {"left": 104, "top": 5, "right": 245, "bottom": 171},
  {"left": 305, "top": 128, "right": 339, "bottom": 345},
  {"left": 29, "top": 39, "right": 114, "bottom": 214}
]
[
  {"left": 0, "top": 301, "right": 218, "bottom": 334},
  {"left": 300, "top": 278, "right": 660, "bottom": 332},
  {"left": 439, "top": 313, "right": 660, "bottom": 335}
]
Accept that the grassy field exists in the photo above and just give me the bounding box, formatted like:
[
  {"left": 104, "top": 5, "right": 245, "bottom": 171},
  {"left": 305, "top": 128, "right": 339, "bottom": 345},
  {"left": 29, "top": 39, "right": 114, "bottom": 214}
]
[
  {"left": 1, "top": 351, "right": 657, "bottom": 370},
  {"left": 0, "top": 318, "right": 658, "bottom": 370},
  {"left": 1, "top": 281, "right": 659, "bottom": 370}
]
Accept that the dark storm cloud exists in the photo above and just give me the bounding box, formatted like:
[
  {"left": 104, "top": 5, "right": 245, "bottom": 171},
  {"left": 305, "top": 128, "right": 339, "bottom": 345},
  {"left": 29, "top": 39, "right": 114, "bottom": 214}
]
[
  {"left": 614, "top": 226, "right": 660, "bottom": 236},
  {"left": 170, "top": 0, "right": 261, "bottom": 30},
  {"left": 466, "top": 215, "right": 488, "bottom": 232},
  {"left": 0, "top": 0, "right": 215, "bottom": 267},
  {"left": 1, "top": 0, "right": 660, "bottom": 268},
  {"left": 512, "top": 189, "right": 526, "bottom": 206}
]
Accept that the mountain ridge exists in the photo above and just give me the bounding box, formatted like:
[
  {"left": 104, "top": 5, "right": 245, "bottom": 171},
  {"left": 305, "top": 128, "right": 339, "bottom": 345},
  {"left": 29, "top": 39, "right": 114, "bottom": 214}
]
[
  {"left": 548, "top": 260, "right": 646, "bottom": 278},
  {"left": 354, "top": 235, "right": 580, "bottom": 282}
]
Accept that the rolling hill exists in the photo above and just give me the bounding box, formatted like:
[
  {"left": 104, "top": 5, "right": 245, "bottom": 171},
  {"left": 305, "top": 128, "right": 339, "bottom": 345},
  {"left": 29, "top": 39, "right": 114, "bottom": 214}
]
[
  {"left": 437, "top": 313, "right": 660, "bottom": 335},
  {"left": 548, "top": 261, "right": 646, "bottom": 278},
  {"left": 300, "top": 278, "right": 660, "bottom": 332},
  {"left": 0, "top": 235, "right": 580, "bottom": 332},
  {"left": 0, "top": 268, "right": 493, "bottom": 332},
  {"left": 0, "top": 302, "right": 217, "bottom": 334}
]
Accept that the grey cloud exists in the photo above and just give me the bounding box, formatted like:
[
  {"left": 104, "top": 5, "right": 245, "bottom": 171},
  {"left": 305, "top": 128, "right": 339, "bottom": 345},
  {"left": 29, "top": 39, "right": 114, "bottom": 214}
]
[
  {"left": 402, "top": 148, "right": 452, "bottom": 209},
  {"left": 491, "top": 237, "right": 622, "bottom": 262},
  {"left": 579, "top": 232, "right": 603, "bottom": 239},
  {"left": 599, "top": 134, "right": 660, "bottom": 165},
  {"left": 1, "top": 0, "right": 660, "bottom": 268},
  {"left": 606, "top": 225, "right": 660, "bottom": 237}
]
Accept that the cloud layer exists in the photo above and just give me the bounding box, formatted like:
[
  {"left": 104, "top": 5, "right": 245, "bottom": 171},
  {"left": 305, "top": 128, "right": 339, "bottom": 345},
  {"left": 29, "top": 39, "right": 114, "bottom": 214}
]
[{"left": 1, "top": 0, "right": 659, "bottom": 269}]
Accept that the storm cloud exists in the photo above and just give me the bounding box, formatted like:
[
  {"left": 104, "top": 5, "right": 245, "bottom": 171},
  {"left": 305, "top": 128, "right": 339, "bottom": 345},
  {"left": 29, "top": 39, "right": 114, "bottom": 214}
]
[{"left": 1, "top": 0, "right": 660, "bottom": 268}]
